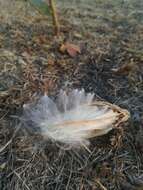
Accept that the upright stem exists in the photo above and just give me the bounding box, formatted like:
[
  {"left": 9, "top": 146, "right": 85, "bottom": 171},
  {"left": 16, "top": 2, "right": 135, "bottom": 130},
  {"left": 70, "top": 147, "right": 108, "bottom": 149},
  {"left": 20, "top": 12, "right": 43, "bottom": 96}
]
[{"left": 49, "top": 0, "right": 60, "bottom": 36}]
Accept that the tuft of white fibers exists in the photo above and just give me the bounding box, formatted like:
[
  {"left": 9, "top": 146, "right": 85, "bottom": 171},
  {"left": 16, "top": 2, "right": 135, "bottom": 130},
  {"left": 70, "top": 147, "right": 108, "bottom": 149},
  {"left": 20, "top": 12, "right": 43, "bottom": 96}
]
[{"left": 23, "top": 89, "right": 129, "bottom": 147}]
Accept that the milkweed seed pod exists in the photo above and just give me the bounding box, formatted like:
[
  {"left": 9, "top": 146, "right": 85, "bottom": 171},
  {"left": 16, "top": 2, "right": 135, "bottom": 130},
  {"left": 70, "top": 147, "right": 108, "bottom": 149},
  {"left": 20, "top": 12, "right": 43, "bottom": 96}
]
[{"left": 23, "top": 89, "right": 130, "bottom": 146}]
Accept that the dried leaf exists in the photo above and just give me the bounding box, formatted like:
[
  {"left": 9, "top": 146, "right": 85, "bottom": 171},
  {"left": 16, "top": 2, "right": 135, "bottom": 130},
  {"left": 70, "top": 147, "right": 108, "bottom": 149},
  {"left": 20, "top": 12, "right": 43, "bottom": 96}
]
[
  {"left": 112, "top": 60, "right": 136, "bottom": 75},
  {"left": 60, "top": 42, "right": 81, "bottom": 57}
]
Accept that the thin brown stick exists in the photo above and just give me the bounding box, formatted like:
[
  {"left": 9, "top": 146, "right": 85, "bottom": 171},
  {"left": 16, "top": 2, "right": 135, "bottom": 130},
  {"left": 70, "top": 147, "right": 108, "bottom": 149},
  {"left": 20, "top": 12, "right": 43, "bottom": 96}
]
[
  {"left": 95, "top": 179, "right": 108, "bottom": 190},
  {"left": 49, "top": 0, "right": 60, "bottom": 36}
]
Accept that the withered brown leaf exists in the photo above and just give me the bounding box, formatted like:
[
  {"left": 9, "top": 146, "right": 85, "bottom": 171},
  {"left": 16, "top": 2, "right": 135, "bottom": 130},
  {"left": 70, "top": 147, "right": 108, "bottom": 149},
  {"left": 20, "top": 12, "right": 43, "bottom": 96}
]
[{"left": 60, "top": 42, "right": 81, "bottom": 57}]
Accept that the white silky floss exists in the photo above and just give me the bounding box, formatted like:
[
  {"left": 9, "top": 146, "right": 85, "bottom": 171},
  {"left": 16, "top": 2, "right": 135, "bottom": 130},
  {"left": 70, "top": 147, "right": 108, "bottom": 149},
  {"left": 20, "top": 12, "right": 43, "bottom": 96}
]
[{"left": 23, "top": 89, "right": 129, "bottom": 146}]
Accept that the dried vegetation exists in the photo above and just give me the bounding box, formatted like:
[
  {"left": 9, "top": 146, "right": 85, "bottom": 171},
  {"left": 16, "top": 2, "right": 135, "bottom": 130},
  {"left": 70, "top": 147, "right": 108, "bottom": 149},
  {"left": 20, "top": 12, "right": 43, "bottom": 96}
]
[{"left": 0, "top": 0, "right": 143, "bottom": 189}]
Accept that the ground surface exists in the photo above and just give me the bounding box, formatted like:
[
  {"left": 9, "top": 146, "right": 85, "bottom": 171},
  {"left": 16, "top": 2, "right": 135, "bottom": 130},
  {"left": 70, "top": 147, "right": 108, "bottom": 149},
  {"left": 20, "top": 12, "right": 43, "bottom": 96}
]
[{"left": 0, "top": 0, "right": 143, "bottom": 190}]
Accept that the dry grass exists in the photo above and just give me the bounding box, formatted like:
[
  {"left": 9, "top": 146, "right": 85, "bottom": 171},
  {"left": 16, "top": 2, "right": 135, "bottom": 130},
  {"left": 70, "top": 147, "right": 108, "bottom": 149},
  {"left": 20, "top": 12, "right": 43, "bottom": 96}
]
[{"left": 0, "top": 0, "right": 143, "bottom": 189}]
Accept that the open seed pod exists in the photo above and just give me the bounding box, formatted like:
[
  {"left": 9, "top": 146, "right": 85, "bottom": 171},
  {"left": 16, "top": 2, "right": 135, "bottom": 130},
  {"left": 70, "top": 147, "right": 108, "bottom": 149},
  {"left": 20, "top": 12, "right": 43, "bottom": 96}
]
[{"left": 23, "top": 89, "right": 130, "bottom": 146}]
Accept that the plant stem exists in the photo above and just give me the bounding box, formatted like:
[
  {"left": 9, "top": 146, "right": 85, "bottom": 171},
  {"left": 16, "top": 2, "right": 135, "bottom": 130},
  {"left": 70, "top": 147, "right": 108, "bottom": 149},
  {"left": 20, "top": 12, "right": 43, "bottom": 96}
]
[{"left": 49, "top": 0, "right": 60, "bottom": 36}]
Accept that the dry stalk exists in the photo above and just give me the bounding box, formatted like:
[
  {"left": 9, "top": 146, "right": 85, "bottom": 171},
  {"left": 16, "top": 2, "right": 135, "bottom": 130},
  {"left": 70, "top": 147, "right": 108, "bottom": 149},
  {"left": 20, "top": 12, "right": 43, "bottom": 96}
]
[{"left": 48, "top": 0, "right": 60, "bottom": 36}]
